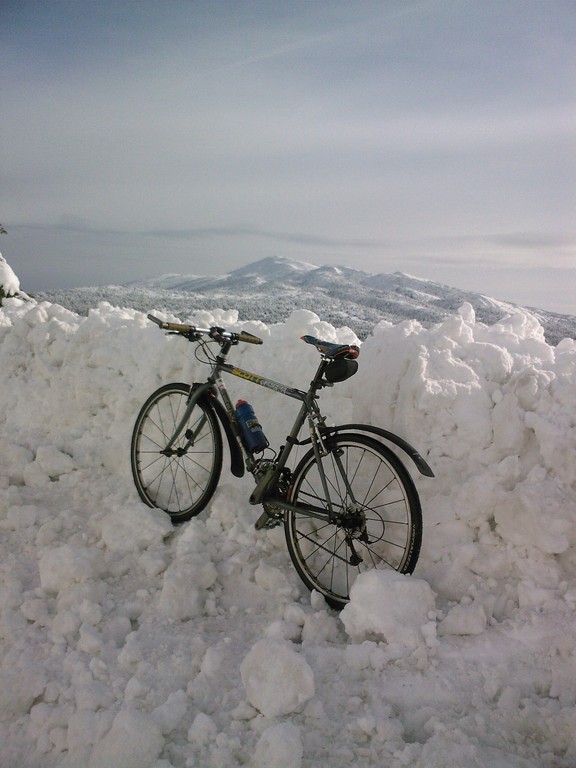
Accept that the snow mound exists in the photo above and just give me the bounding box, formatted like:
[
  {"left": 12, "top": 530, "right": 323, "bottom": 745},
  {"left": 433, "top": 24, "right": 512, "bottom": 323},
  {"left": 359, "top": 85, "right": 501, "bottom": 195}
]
[{"left": 0, "top": 289, "right": 575, "bottom": 767}]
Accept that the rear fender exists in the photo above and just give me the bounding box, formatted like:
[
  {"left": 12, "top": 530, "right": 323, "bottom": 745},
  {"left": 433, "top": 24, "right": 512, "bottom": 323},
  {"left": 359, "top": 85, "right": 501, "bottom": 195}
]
[{"left": 323, "top": 423, "right": 434, "bottom": 477}]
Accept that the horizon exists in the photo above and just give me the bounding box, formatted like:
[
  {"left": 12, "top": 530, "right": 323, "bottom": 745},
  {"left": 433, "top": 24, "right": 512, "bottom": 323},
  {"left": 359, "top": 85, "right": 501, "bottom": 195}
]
[{"left": 1, "top": 0, "right": 574, "bottom": 314}]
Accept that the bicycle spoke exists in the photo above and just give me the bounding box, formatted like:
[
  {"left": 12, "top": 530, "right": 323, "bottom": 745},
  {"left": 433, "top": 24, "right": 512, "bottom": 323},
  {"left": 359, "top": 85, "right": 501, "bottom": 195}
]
[
  {"left": 131, "top": 384, "right": 223, "bottom": 521},
  {"left": 285, "top": 434, "right": 422, "bottom": 609},
  {"left": 294, "top": 525, "right": 354, "bottom": 589}
]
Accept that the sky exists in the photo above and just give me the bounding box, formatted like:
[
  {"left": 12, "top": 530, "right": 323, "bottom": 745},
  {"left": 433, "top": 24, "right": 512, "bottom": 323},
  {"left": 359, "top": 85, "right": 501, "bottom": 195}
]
[{"left": 1, "top": 0, "right": 575, "bottom": 314}]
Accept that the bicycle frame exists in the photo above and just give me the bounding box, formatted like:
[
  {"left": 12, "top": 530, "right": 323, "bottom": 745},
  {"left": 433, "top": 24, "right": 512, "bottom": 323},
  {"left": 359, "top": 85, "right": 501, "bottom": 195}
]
[
  {"left": 178, "top": 342, "right": 330, "bottom": 460},
  {"left": 156, "top": 329, "right": 433, "bottom": 530},
  {"left": 155, "top": 341, "right": 352, "bottom": 525}
]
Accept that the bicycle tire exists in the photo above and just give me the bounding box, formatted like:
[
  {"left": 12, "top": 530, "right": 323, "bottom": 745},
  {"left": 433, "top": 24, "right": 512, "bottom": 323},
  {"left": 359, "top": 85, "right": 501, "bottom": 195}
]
[
  {"left": 284, "top": 433, "right": 422, "bottom": 609},
  {"left": 131, "top": 382, "right": 223, "bottom": 523}
]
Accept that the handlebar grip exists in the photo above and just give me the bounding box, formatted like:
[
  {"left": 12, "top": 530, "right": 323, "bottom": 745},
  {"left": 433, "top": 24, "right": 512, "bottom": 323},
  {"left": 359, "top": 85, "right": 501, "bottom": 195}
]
[
  {"left": 238, "top": 330, "right": 263, "bottom": 345},
  {"left": 163, "top": 321, "right": 193, "bottom": 333},
  {"left": 147, "top": 314, "right": 191, "bottom": 333},
  {"left": 147, "top": 313, "right": 262, "bottom": 344}
]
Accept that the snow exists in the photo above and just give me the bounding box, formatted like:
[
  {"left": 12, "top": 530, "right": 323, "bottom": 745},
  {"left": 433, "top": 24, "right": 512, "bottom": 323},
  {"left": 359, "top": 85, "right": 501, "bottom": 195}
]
[
  {"left": 240, "top": 639, "right": 315, "bottom": 718},
  {"left": 340, "top": 571, "right": 437, "bottom": 648},
  {"left": 0, "top": 252, "right": 20, "bottom": 295},
  {"left": 1, "top": 254, "right": 576, "bottom": 767}
]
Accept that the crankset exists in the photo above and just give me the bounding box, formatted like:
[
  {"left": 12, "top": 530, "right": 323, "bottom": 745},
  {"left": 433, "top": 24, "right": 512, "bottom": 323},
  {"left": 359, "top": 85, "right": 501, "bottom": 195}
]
[{"left": 254, "top": 501, "right": 285, "bottom": 530}]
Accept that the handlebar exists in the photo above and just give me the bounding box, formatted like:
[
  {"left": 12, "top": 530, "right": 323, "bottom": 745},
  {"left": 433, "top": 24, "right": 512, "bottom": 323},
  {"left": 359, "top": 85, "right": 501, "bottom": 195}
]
[{"left": 147, "top": 313, "right": 263, "bottom": 345}]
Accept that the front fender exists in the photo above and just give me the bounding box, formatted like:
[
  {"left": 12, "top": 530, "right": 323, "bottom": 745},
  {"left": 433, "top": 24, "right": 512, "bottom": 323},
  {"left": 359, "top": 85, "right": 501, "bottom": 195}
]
[
  {"left": 191, "top": 384, "right": 245, "bottom": 478},
  {"left": 323, "top": 423, "right": 434, "bottom": 477}
]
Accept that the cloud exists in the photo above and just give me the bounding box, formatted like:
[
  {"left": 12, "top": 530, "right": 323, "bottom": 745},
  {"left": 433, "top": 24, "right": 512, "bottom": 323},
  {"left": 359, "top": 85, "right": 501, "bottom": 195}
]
[{"left": 144, "top": 227, "right": 385, "bottom": 250}]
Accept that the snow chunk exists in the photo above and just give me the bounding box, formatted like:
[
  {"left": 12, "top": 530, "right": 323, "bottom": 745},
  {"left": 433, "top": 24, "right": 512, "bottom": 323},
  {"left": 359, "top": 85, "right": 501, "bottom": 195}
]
[
  {"left": 240, "top": 639, "right": 315, "bottom": 717},
  {"left": 98, "top": 503, "right": 173, "bottom": 553},
  {"left": 5, "top": 504, "right": 40, "bottom": 530},
  {"left": 0, "top": 671, "right": 45, "bottom": 720},
  {"left": 341, "top": 571, "right": 436, "bottom": 648},
  {"left": 35, "top": 445, "right": 75, "bottom": 478},
  {"left": 0, "top": 252, "right": 20, "bottom": 295},
  {"left": 187, "top": 712, "right": 218, "bottom": 745},
  {"left": 438, "top": 601, "right": 487, "bottom": 636},
  {"left": 152, "top": 689, "right": 189, "bottom": 735},
  {"left": 254, "top": 722, "right": 303, "bottom": 768},
  {"left": 39, "top": 544, "right": 107, "bottom": 594},
  {"left": 494, "top": 473, "right": 574, "bottom": 555},
  {"left": 67, "top": 710, "right": 114, "bottom": 757},
  {"left": 88, "top": 709, "right": 164, "bottom": 768},
  {"left": 158, "top": 556, "right": 217, "bottom": 619}
]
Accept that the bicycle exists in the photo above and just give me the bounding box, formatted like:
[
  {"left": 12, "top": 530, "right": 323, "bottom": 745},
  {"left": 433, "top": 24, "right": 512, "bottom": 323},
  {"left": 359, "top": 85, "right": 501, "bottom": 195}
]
[{"left": 131, "top": 314, "right": 434, "bottom": 609}]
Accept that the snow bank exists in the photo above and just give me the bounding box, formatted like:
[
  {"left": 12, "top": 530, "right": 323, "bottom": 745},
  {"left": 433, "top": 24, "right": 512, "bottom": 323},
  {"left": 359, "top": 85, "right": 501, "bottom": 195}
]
[
  {"left": 0, "top": 252, "right": 20, "bottom": 296},
  {"left": 1, "top": 265, "right": 575, "bottom": 767}
]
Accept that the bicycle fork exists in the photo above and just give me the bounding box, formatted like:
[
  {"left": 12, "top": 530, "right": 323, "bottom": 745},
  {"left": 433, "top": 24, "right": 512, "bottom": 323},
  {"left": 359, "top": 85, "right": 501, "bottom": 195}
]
[{"left": 161, "top": 383, "right": 211, "bottom": 455}]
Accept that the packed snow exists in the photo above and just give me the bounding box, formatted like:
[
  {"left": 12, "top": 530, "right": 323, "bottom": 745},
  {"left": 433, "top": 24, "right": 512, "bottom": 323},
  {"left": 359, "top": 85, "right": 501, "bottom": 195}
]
[{"left": 1, "top": 255, "right": 575, "bottom": 767}]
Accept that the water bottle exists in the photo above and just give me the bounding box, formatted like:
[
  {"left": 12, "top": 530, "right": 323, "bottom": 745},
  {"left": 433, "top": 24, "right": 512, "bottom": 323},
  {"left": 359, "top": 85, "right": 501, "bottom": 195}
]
[{"left": 235, "top": 400, "right": 269, "bottom": 453}]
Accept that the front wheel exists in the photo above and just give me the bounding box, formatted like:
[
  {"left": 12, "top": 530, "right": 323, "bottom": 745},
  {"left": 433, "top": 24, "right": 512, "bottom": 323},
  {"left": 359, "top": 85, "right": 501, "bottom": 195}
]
[
  {"left": 284, "top": 433, "right": 422, "bottom": 609},
  {"left": 131, "top": 383, "right": 223, "bottom": 523}
]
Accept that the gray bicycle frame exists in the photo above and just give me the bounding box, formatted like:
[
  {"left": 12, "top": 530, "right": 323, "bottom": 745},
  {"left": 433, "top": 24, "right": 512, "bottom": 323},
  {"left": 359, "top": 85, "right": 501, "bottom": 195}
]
[
  {"left": 161, "top": 339, "right": 345, "bottom": 520},
  {"left": 160, "top": 335, "right": 433, "bottom": 524}
]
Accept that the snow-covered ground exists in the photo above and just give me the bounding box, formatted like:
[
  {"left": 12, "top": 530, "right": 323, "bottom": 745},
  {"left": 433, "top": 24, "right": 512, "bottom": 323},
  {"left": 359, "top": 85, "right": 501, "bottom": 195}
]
[{"left": 1, "top": 256, "right": 575, "bottom": 767}]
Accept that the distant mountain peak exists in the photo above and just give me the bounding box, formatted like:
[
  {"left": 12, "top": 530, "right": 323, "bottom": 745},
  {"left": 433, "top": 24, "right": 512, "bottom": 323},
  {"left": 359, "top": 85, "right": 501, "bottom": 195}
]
[
  {"left": 228, "top": 255, "right": 318, "bottom": 278},
  {"left": 39, "top": 255, "right": 575, "bottom": 345}
]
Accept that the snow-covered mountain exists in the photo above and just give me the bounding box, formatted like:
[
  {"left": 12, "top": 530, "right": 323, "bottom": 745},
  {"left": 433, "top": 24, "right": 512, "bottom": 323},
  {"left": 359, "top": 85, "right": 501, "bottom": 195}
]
[{"left": 39, "top": 256, "right": 576, "bottom": 344}]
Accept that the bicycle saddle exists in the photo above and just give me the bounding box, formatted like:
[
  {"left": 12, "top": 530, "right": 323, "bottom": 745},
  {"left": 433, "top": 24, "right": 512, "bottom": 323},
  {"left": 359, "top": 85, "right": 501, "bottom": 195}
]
[
  {"left": 301, "top": 335, "right": 360, "bottom": 360},
  {"left": 301, "top": 335, "right": 359, "bottom": 383}
]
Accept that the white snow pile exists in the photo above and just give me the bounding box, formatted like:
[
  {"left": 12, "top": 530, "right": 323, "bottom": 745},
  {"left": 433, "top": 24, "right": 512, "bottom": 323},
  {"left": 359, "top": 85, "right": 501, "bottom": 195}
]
[
  {"left": 0, "top": 251, "right": 21, "bottom": 297},
  {"left": 1, "top": 257, "right": 575, "bottom": 767}
]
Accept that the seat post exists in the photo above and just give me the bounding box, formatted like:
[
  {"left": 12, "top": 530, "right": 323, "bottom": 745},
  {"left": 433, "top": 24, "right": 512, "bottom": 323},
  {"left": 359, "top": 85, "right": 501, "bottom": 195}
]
[{"left": 308, "top": 358, "right": 329, "bottom": 395}]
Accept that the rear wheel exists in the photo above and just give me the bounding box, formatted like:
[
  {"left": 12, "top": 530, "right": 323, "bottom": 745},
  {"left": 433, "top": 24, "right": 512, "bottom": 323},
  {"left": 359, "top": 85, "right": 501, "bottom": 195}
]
[
  {"left": 284, "top": 433, "right": 422, "bottom": 609},
  {"left": 131, "top": 383, "right": 222, "bottom": 523}
]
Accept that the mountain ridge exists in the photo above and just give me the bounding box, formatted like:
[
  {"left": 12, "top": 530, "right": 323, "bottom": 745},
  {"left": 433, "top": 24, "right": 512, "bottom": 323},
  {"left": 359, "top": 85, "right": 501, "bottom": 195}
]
[{"left": 38, "top": 255, "right": 576, "bottom": 344}]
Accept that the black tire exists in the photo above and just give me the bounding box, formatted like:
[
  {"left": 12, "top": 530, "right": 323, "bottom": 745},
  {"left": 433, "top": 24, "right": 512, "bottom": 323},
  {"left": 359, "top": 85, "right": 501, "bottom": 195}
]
[
  {"left": 284, "top": 433, "right": 422, "bottom": 609},
  {"left": 131, "top": 383, "right": 223, "bottom": 523}
]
